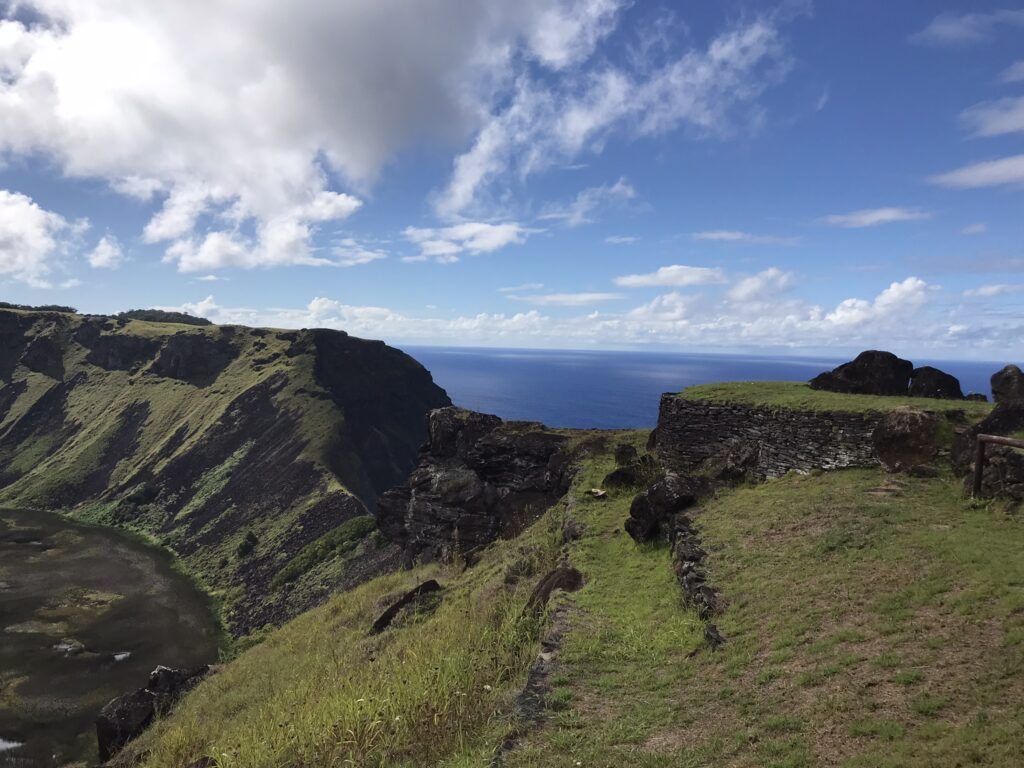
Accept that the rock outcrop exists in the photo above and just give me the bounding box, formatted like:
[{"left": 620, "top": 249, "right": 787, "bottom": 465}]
[
  {"left": 991, "top": 365, "right": 1024, "bottom": 404},
  {"left": 909, "top": 366, "right": 964, "bottom": 400},
  {"left": 96, "top": 665, "right": 210, "bottom": 761},
  {"left": 376, "top": 408, "right": 573, "bottom": 565},
  {"left": 624, "top": 473, "right": 709, "bottom": 543},
  {"left": 809, "top": 350, "right": 914, "bottom": 396}
]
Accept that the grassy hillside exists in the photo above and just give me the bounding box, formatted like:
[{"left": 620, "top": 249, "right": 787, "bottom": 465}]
[
  {"left": 0, "top": 308, "right": 449, "bottom": 632},
  {"left": 681, "top": 381, "right": 993, "bottom": 417},
  {"left": 115, "top": 437, "right": 1024, "bottom": 767}
]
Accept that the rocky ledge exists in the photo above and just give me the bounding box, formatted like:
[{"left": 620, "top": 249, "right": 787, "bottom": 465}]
[{"left": 376, "top": 407, "right": 574, "bottom": 565}]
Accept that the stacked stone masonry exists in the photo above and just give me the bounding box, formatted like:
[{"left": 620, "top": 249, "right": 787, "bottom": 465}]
[{"left": 656, "top": 395, "right": 883, "bottom": 479}]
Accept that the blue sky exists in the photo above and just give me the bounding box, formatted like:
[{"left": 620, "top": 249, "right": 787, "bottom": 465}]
[{"left": 1, "top": 0, "right": 1023, "bottom": 358}]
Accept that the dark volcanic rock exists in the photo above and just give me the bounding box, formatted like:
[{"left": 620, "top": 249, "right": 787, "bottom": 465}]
[
  {"left": 872, "top": 407, "right": 940, "bottom": 471},
  {"left": 909, "top": 366, "right": 963, "bottom": 400},
  {"left": 96, "top": 688, "right": 157, "bottom": 762},
  {"left": 809, "top": 350, "right": 913, "bottom": 396},
  {"left": 96, "top": 665, "right": 209, "bottom": 761},
  {"left": 953, "top": 401, "right": 1024, "bottom": 501},
  {"left": 966, "top": 393, "right": 989, "bottom": 402},
  {"left": 371, "top": 579, "right": 443, "bottom": 633},
  {"left": 376, "top": 407, "right": 572, "bottom": 564},
  {"left": 602, "top": 454, "right": 657, "bottom": 488},
  {"left": 19, "top": 333, "right": 64, "bottom": 379},
  {"left": 624, "top": 473, "right": 708, "bottom": 543},
  {"left": 991, "top": 364, "right": 1024, "bottom": 404},
  {"left": 149, "top": 331, "right": 238, "bottom": 384},
  {"left": 85, "top": 333, "right": 161, "bottom": 371},
  {"left": 614, "top": 443, "right": 638, "bottom": 466}
]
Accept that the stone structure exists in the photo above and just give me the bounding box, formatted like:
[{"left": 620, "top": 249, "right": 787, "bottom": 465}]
[
  {"left": 991, "top": 365, "right": 1024, "bottom": 404},
  {"left": 655, "top": 395, "right": 883, "bottom": 479}
]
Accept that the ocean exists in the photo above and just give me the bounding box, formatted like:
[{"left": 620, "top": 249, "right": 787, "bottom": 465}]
[{"left": 401, "top": 346, "right": 1004, "bottom": 429}]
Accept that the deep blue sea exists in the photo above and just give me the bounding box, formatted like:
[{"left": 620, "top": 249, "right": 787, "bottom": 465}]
[{"left": 402, "top": 346, "right": 1004, "bottom": 429}]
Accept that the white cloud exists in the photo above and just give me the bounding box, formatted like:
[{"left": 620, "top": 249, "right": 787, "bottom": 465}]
[
  {"left": 404, "top": 222, "right": 535, "bottom": 263},
  {"left": 960, "top": 223, "right": 988, "bottom": 236},
  {"left": 197, "top": 274, "right": 224, "bottom": 282},
  {"left": 332, "top": 238, "right": 387, "bottom": 267},
  {"left": 1001, "top": 61, "right": 1024, "bottom": 83},
  {"left": 87, "top": 235, "right": 124, "bottom": 269},
  {"left": 727, "top": 268, "right": 794, "bottom": 302},
  {"left": 964, "top": 284, "right": 1023, "bottom": 298},
  {"left": 824, "top": 277, "right": 929, "bottom": 327},
  {"left": 507, "top": 291, "right": 623, "bottom": 306},
  {"left": 539, "top": 177, "right": 635, "bottom": 227},
  {"left": 605, "top": 235, "right": 637, "bottom": 245},
  {"left": 821, "top": 207, "right": 932, "bottom": 228},
  {"left": 614, "top": 264, "right": 727, "bottom": 288},
  {"left": 691, "top": 230, "right": 800, "bottom": 246},
  {"left": 929, "top": 154, "right": 1024, "bottom": 189},
  {"left": 961, "top": 96, "right": 1024, "bottom": 137},
  {"left": 0, "top": 1, "right": 633, "bottom": 269},
  {"left": 910, "top": 10, "right": 1024, "bottom": 46},
  {"left": 160, "top": 276, "right": 961, "bottom": 352},
  {"left": 0, "top": 190, "right": 82, "bottom": 287},
  {"left": 436, "top": 13, "right": 796, "bottom": 217},
  {"left": 499, "top": 282, "right": 545, "bottom": 293}
]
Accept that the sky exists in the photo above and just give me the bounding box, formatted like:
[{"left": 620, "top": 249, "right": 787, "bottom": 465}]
[{"left": 1, "top": 1, "right": 1023, "bottom": 359}]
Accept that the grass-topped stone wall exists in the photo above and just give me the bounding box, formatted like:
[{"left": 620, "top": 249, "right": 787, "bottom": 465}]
[{"left": 657, "top": 382, "right": 992, "bottom": 480}]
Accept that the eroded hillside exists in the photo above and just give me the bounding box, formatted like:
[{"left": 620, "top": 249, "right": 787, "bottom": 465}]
[{"left": 0, "top": 308, "right": 450, "bottom": 632}]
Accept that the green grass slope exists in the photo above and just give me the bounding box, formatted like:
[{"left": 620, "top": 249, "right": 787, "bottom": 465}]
[
  {"left": 119, "top": 435, "right": 1024, "bottom": 767},
  {"left": 0, "top": 308, "right": 450, "bottom": 632},
  {"left": 681, "top": 381, "right": 992, "bottom": 417}
]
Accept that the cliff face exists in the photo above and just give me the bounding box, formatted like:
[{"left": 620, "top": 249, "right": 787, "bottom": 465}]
[
  {"left": 376, "top": 407, "right": 574, "bottom": 564},
  {"left": 0, "top": 308, "right": 450, "bottom": 632}
]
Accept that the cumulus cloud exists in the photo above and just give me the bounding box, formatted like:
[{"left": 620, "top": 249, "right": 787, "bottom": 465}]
[
  {"left": 332, "top": 238, "right": 387, "bottom": 268},
  {"left": 87, "top": 235, "right": 124, "bottom": 269},
  {"left": 821, "top": 207, "right": 932, "bottom": 228},
  {"left": 614, "top": 264, "right": 727, "bottom": 288},
  {"left": 0, "top": 1, "right": 634, "bottom": 270},
  {"left": 691, "top": 230, "right": 800, "bottom": 246},
  {"left": 403, "top": 222, "right": 536, "bottom": 263},
  {"left": 960, "top": 96, "right": 1024, "bottom": 137},
  {"left": 910, "top": 9, "right": 1024, "bottom": 46},
  {"left": 507, "top": 291, "right": 623, "bottom": 306},
  {"left": 160, "top": 276, "right": 967, "bottom": 352},
  {"left": 436, "top": 12, "right": 797, "bottom": 217},
  {"left": 929, "top": 154, "right": 1024, "bottom": 188},
  {"left": 727, "top": 268, "right": 795, "bottom": 302},
  {"left": 0, "top": 189, "right": 84, "bottom": 287},
  {"left": 539, "top": 177, "right": 635, "bottom": 227}
]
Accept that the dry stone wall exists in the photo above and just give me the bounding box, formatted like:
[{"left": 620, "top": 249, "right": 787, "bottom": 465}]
[{"left": 656, "top": 394, "right": 883, "bottom": 479}]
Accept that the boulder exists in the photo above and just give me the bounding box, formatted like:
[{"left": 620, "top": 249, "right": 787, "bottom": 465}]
[
  {"left": 95, "top": 665, "right": 210, "bottom": 761},
  {"left": 966, "top": 393, "right": 989, "bottom": 402},
  {"left": 952, "top": 401, "right": 1024, "bottom": 501},
  {"left": 871, "top": 407, "right": 940, "bottom": 471},
  {"left": 991, "top": 365, "right": 1024, "bottom": 404},
  {"left": 602, "top": 454, "right": 657, "bottom": 488},
  {"left": 809, "top": 350, "right": 913, "bottom": 396},
  {"left": 613, "top": 443, "right": 638, "bottom": 466},
  {"left": 96, "top": 688, "right": 158, "bottom": 761},
  {"left": 909, "top": 366, "right": 963, "bottom": 400},
  {"left": 625, "top": 473, "right": 708, "bottom": 543}
]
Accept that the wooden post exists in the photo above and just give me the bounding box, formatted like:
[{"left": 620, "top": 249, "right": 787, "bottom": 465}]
[{"left": 972, "top": 438, "right": 986, "bottom": 498}]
